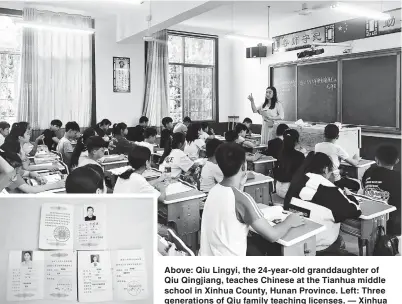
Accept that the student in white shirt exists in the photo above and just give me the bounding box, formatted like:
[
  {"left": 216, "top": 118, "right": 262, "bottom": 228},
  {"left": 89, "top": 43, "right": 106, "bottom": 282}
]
[
  {"left": 173, "top": 116, "right": 191, "bottom": 134},
  {"left": 77, "top": 136, "right": 108, "bottom": 168},
  {"left": 235, "top": 123, "right": 256, "bottom": 149},
  {"left": 160, "top": 132, "right": 196, "bottom": 178},
  {"left": 57, "top": 121, "right": 81, "bottom": 169},
  {"left": 200, "top": 138, "right": 223, "bottom": 193},
  {"left": 199, "top": 122, "right": 215, "bottom": 141},
  {"left": 0, "top": 121, "right": 10, "bottom": 146},
  {"left": 184, "top": 123, "right": 205, "bottom": 161},
  {"left": 135, "top": 127, "right": 157, "bottom": 153},
  {"left": 66, "top": 164, "right": 106, "bottom": 194},
  {"left": 199, "top": 142, "right": 304, "bottom": 256},
  {"left": 114, "top": 145, "right": 166, "bottom": 202},
  {"left": 315, "top": 124, "right": 360, "bottom": 191}
]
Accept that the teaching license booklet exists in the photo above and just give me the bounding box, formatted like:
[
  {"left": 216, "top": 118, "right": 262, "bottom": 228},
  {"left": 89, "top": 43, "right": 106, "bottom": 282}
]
[
  {"left": 39, "top": 203, "right": 107, "bottom": 250},
  {"left": 7, "top": 250, "right": 77, "bottom": 301},
  {"left": 78, "top": 249, "right": 148, "bottom": 302}
]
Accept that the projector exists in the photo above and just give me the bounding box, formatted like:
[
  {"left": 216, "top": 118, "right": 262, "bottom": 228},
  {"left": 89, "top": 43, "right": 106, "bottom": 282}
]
[{"left": 297, "top": 48, "right": 324, "bottom": 59}]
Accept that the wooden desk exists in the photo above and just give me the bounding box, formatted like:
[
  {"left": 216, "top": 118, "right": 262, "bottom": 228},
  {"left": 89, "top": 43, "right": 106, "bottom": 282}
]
[
  {"left": 159, "top": 182, "right": 206, "bottom": 252},
  {"left": 246, "top": 134, "right": 261, "bottom": 145},
  {"left": 99, "top": 158, "right": 129, "bottom": 171},
  {"left": 250, "top": 156, "right": 276, "bottom": 175},
  {"left": 252, "top": 144, "right": 267, "bottom": 153},
  {"left": 341, "top": 199, "right": 396, "bottom": 256},
  {"left": 244, "top": 173, "right": 274, "bottom": 205},
  {"left": 253, "top": 204, "right": 326, "bottom": 256},
  {"left": 340, "top": 159, "right": 375, "bottom": 180}
]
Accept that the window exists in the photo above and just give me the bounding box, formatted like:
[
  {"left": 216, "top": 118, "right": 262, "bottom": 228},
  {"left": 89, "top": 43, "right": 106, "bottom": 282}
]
[
  {"left": 168, "top": 32, "right": 217, "bottom": 122},
  {"left": 0, "top": 13, "right": 22, "bottom": 124}
]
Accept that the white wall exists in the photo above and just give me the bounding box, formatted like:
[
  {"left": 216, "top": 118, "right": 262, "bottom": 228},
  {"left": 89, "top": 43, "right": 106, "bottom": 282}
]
[
  {"left": 95, "top": 16, "right": 145, "bottom": 126},
  {"left": 232, "top": 32, "right": 402, "bottom": 124}
]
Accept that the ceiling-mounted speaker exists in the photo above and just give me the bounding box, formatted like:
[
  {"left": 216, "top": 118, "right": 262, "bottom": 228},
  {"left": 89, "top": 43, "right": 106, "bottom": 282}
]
[{"left": 246, "top": 46, "right": 267, "bottom": 58}]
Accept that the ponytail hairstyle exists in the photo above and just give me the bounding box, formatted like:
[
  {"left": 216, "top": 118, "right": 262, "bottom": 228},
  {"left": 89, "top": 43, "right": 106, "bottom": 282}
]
[
  {"left": 186, "top": 123, "right": 201, "bottom": 144},
  {"left": 119, "top": 146, "right": 151, "bottom": 179},
  {"left": 159, "top": 132, "right": 185, "bottom": 164},
  {"left": 282, "top": 129, "right": 299, "bottom": 156},
  {"left": 112, "top": 123, "right": 128, "bottom": 137},
  {"left": 276, "top": 129, "right": 300, "bottom": 179},
  {"left": 66, "top": 164, "right": 105, "bottom": 194},
  {"left": 2, "top": 122, "right": 30, "bottom": 154},
  {"left": 262, "top": 86, "right": 278, "bottom": 110},
  {"left": 70, "top": 128, "right": 96, "bottom": 168}
]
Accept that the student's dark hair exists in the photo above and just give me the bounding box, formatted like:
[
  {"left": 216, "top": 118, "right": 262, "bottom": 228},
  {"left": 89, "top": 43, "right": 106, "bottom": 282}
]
[
  {"left": 87, "top": 206, "right": 94, "bottom": 211},
  {"left": 139, "top": 116, "right": 149, "bottom": 124},
  {"left": 2, "top": 122, "right": 30, "bottom": 154},
  {"left": 215, "top": 143, "right": 246, "bottom": 177},
  {"left": 282, "top": 129, "right": 299, "bottom": 154},
  {"left": 0, "top": 148, "right": 22, "bottom": 168},
  {"left": 324, "top": 124, "right": 339, "bottom": 140},
  {"left": 235, "top": 123, "right": 248, "bottom": 135},
  {"left": 144, "top": 127, "right": 157, "bottom": 139},
  {"left": 66, "top": 164, "right": 104, "bottom": 193},
  {"left": 262, "top": 86, "right": 278, "bottom": 110},
  {"left": 201, "top": 122, "right": 209, "bottom": 131},
  {"left": 162, "top": 117, "right": 173, "bottom": 127},
  {"left": 65, "top": 121, "right": 80, "bottom": 132},
  {"left": 98, "top": 119, "right": 112, "bottom": 127},
  {"left": 160, "top": 132, "right": 185, "bottom": 164},
  {"left": 119, "top": 146, "right": 151, "bottom": 179},
  {"left": 276, "top": 129, "right": 301, "bottom": 178},
  {"left": 205, "top": 138, "right": 222, "bottom": 158},
  {"left": 50, "top": 120, "right": 62, "bottom": 128},
  {"left": 183, "top": 116, "right": 192, "bottom": 123},
  {"left": 224, "top": 130, "right": 238, "bottom": 142},
  {"left": 376, "top": 145, "right": 399, "bottom": 166},
  {"left": 186, "top": 123, "right": 201, "bottom": 144},
  {"left": 276, "top": 123, "right": 289, "bottom": 136},
  {"left": 0, "top": 121, "right": 10, "bottom": 130},
  {"left": 71, "top": 128, "right": 96, "bottom": 168},
  {"left": 112, "top": 122, "right": 128, "bottom": 136},
  {"left": 243, "top": 117, "right": 252, "bottom": 124}
]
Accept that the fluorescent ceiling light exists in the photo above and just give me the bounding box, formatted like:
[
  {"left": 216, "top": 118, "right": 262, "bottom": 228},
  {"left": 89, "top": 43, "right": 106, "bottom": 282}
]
[
  {"left": 331, "top": 2, "right": 391, "bottom": 21},
  {"left": 15, "top": 20, "right": 95, "bottom": 34},
  {"left": 226, "top": 34, "right": 273, "bottom": 43}
]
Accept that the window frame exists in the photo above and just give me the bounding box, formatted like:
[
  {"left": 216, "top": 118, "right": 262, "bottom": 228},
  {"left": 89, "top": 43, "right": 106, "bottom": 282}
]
[{"left": 167, "top": 30, "right": 219, "bottom": 123}]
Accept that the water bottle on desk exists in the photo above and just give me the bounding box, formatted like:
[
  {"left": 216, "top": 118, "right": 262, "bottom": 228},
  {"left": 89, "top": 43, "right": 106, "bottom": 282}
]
[{"left": 164, "top": 165, "right": 172, "bottom": 184}]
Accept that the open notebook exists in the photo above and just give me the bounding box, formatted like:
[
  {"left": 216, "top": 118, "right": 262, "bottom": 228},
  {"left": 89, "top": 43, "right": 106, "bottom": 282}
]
[{"left": 259, "top": 205, "right": 290, "bottom": 226}]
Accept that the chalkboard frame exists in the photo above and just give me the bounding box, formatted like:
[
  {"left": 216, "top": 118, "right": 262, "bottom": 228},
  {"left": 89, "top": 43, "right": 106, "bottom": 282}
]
[{"left": 269, "top": 47, "right": 401, "bottom": 134}]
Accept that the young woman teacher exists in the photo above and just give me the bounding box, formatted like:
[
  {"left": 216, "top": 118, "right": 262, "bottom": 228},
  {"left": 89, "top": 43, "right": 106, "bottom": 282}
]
[{"left": 248, "top": 86, "right": 284, "bottom": 145}]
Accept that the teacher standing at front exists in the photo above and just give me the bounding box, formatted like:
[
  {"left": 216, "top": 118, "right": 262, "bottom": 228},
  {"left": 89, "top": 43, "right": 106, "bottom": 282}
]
[{"left": 248, "top": 86, "right": 284, "bottom": 145}]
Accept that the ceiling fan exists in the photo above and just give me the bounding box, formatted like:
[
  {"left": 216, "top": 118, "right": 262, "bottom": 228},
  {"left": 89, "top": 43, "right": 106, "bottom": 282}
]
[
  {"left": 142, "top": 0, "right": 167, "bottom": 44},
  {"left": 294, "top": 2, "right": 334, "bottom": 16}
]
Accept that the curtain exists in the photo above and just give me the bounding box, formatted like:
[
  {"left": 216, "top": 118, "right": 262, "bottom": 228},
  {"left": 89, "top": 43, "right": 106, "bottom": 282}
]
[
  {"left": 18, "top": 8, "right": 92, "bottom": 129},
  {"left": 142, "top": 30, "right": 169, "bottom": 128}
]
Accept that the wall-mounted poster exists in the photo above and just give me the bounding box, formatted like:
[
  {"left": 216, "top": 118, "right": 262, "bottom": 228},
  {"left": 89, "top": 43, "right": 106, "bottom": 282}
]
[{"left": 113, "top": 57, "right": 130, "bottom": 93}]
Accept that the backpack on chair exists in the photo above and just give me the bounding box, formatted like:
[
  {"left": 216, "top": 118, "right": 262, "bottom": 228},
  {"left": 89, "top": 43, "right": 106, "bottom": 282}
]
[{"left": 373, "top": 226, "right": 399, "bottom": 256}]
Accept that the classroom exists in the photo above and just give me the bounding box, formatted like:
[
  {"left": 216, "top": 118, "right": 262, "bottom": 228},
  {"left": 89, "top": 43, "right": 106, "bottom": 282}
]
[{"left": 0, "top": 0, "right": 400, "bottom": 257}]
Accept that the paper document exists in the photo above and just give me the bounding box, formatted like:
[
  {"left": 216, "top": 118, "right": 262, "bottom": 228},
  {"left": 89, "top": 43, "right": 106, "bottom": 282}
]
[{"left": 165, "top": 182, "right": 193, "bottom": 196}]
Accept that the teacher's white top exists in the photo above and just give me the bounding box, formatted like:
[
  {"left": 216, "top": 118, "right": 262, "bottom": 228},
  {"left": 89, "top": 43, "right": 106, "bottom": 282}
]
[{"left": 258, "top": 101, "right": 284, "bottom": 123}]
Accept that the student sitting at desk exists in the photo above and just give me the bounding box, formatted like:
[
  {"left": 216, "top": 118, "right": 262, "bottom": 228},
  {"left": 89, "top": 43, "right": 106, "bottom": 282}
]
[
  {"left": 0, "top": 121, "right": 10, "bottom": 146},
  {"left": 72, "top": 136, "right": 109, "bottom": 169},
  {"left": 225, "top": 131, "right": 262, "bottom": 162},
  {"left": 274, "top": 129, "right": 305, "bottom": 198},
  {"left": 242, "top": 118, "right": 253, "bottom": 136},
  {"left": 5, "top": 151, "right": 65, "bottom": 193},
  {"left": 110, "top": 122, "right": 136, "bottom": 155},
  {"left": 11, "top": 122, "right": 45, "bottom": 157},
  {"left": 173, "top": 116, "right": 191, "bottom": 134},
  {"left": 263, "top": 123, "right": 289, "bottom": 159},
  {"left": 70, "top": 128, "right": 96, "bottom": 167},
  {"left": 114, "top": 146, "right": 166, "bottom": 202},
  {"left": 315, "top": 124, "right": 360, "bottom": 191},
  {"left": 160, "top": 133, "right": 197, "bottom": 178},
  {"left": 1, "top": 122, "right": 59, "bottom": 172},
  {"left": 66, "top": 164, "right": 106, "bottom": 194},
  {"left": 135, "top": 127, "right": 157, "bottom": 153},
  {"left": 160, "top": 117, "right": 174, "bottom": 149},
  {"left": 56, "top": 121, "right": 81, "bottom": 169},
  {"left": 199, "top": 122, "right": 215, "bottom": 141},
  {"left": 362, "top": 145, "right": 401, "bottom": 237},
  {"left": 200, "top": 138, "right": 223, "bottom": 193},
  {"left": 199, "top": 142, "right": 304, "bottom": 256},
  {"left": 95, "top": 119, "right": 112, "bottom": 139},
  {"left": 127, "top": 116, "right": 148, "bottom": 142},
  {"left": 39, "top": 119, "right": 62, "bottom": 151},
  {"left": 284, "top": 152, "right": 361, "bottom": 256},
  {"left": 184, "top": 123, "right": 206, "bottom": 161},
  {"left": 235, "top": 123, "right": 256, "bottom": 150}
]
